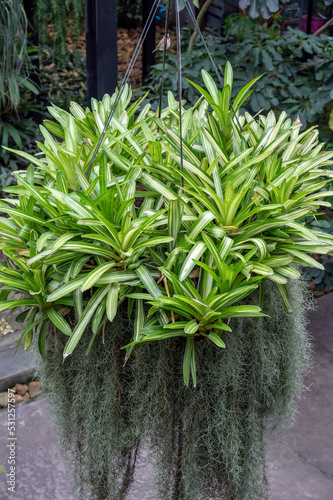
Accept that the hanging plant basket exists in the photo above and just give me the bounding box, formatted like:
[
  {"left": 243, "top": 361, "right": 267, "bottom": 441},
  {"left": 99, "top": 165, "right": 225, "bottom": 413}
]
[{"left": 0, "top": 65, "right": 332, "bottom": 499}]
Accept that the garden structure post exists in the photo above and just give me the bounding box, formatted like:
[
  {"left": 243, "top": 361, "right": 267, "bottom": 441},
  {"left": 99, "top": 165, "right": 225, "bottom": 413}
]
[
  {"left": 306, "top": 0, "right": 314, "bottom": 34},
  {"left": 85, "top": 0, "right": 118, "bottom": 103},
  {"left": 23, "top": 0, "right": 41, "bottom": 122}
]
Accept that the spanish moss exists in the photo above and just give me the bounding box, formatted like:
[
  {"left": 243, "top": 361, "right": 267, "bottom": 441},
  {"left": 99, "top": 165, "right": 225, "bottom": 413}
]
[{"left": 35, "top": 279, "right": 311, "bottom": 500}]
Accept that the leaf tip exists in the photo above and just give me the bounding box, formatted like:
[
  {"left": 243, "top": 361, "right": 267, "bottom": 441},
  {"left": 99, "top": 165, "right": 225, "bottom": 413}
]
[{"left": 63, "top": 353, "right": 70, "bottom": 363}]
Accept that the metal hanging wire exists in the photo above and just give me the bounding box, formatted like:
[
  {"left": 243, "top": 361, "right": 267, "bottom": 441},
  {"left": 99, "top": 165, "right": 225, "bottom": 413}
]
[
  {"left": 85, "top": 0, "right": 161, "bottom": 177},
  {"left": 86, "top": 0, "right": 243, "bottom": 180},
  {"left": 158, "top": 0, "right": 172, "bottom": 119},
  {"left": 174, "top": 0, "right": 184, "bottom": 189}
]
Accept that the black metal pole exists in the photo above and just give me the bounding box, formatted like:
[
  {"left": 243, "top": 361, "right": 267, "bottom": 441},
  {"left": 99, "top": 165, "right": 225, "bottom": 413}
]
[
  {"left": 86, "top": 0, "right": 97, "bottom": 103},
  {"left": 306, "top": 0, "right": 314, "bottom": 34},
  {"left": 142, "top": 0, "right": 156, "bottom": 82},
  {"left": 23, "top": 0, "right": 41, "bottom": 122},
  {"left": 86, "top": 0, "right": 118, "bottom": 104}
]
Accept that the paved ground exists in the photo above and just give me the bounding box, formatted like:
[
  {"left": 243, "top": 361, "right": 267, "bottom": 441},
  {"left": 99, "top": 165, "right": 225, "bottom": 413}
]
[
  {"left": 0, "top": 294, "right": 332, "bottom": 500},
  {"left": 0, "top": 332, "right": 34, "bottom": 392}
]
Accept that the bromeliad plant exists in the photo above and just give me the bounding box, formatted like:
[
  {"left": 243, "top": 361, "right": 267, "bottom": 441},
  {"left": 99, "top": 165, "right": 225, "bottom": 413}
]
[{"left": 1, "top": 65, "right": 333, "bottom": 387}]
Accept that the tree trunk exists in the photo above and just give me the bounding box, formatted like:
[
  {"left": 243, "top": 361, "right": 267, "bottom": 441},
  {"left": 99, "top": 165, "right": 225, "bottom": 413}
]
[{"left": 188, "top": 0, "right": 215, "bottom": 51}]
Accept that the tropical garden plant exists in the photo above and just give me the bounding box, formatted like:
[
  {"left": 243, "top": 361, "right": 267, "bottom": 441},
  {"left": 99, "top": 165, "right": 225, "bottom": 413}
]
[{"left": 1, "top": 66, "right": 332, "bottom": 499}]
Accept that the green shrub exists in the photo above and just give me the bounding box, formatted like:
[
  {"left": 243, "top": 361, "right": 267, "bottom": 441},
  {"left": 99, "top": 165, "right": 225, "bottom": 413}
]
[
  {"left": 34, "top": 0, "right": 84, "bottom": 62},
  {"left": 0, "top": 0, "right": 40, "bottom": 195},
  {"left": 1, "top": 65, "right": 333, "bottom": 387},
  {"left": 0, "top": 0, "right": 39, "bottom": 110},
  {"left": 302, "top": 217, "right": 333, "bottom": 291},
  {"left": 223, "top": 15, "right": 333, "bottom": 140},
  {"left": 39, "top": 47, "right": 87, "bottom": 110},
  {"left": 145, "top": 16, "right": 333, "bottom": 143},
  {"left": 118, "top": 0, "right": 142, "bottom": 28}
]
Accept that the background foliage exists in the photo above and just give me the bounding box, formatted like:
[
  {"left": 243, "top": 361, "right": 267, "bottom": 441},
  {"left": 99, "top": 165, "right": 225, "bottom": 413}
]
[
  {"left": 0, "top": 0, "right": 40, "bottom": 195},
  {"left": 302, "top": 217, "right": 333, "bottom": 292},
  {"left": 145, "top": 15, "right": 333, "bottom": 144},
  {"left": 39, "top": 47, "right": 86, "bottom": 110},
  {"left": 34, "top": 0, "right": 84, "bottom": 61}
]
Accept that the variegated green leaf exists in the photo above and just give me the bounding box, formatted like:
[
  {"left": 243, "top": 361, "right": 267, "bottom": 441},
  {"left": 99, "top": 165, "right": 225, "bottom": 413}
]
[
  {"left": 63, "top": 285, "right": 111, "bottom": 358},
  {"left": 47, "top": 309, "right": 72, "bottom": 336},
  {"left": 81, "top": 262, "right": 117, "bottom": 292},
  {"left": 106, "top": 283, "right": 119, "bottom": 322},
  {"left": 179, "top": 242, "right": 207, "bottom": 282}
]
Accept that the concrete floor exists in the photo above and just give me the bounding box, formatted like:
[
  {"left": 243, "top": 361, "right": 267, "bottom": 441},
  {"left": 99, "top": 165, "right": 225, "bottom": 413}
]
[{"left": 0, "top": 294, "right": 332, "bottom": 500}]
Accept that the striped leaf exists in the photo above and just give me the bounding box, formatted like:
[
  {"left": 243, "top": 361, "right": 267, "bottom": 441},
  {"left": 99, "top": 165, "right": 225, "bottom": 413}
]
[
  {"left": 92, "top": 298, "right": 107, "bottom": 334},
  {"left": 207, "top": 332, "right": 226, "bottom": 348},
  {"left": 0, "top": 300, "right": 37, "bottom": 313},
  {"left": 275, "top": 283, "right": 292, "bottom": 313},
  {"left": 106, "top": 283, "right": 119, "bottom": 322},
  {"left": 179, "top": 242, "right": 207, "bottom": 282},
  {"left": 38, "top": 321, "right": 48, "bottom": 361},
  {"left": 187, "top": 211, "right": 215, "bottom": 241},
  {"left": 184, "top": 319, "right": 199, "bottom": 334},
  {"left": 73, "top": 288, "right": 84, "bottom": 319},
  {"left": 81, "top": 262, "right": 117, "bottom": 292},
  {"left": 141, "top": 173, "right": 178, "bottom": 201},
  {"left": 183, "top": 338, "right": 192, "bottom": 387},
  {"left": 47, "top": 276, "right": 86, "bottom": 302},
  {"left": 132, "top": 236, "right": 174, "bottom": 253},
  {"left": 52, "top": 233, "right": 80, "bottom": 251},
  {"left": 63, "top": 285, "right": 111, "bottom": 358},
  {"left": 279, "top": 246, "right": 325, "bottom": 270},
  {"left": 47, "top": 309, "right": 72, "bottom": 336},
  {"left": 219, "top": 236, "right": 233, "bottom": 260},
  {"left": 219, "top": 305, "right": 266, "bottom": 318},
  {"left": 168, "top": 199, "right": 182, "bottom": 251},
  {"left": 135, "top": 265, "right": 162, "bottom": 299}
]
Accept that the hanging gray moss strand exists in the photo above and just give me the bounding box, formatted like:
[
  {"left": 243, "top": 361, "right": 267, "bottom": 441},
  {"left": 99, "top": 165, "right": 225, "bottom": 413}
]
[{"left": 35, "top": 280, "right": 311, "bottom": 500}]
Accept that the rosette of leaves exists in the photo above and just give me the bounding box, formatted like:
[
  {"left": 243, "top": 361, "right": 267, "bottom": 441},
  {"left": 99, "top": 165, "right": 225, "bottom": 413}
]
[{"left": 1, "top": 64, "right": 333, "bottom": 387}]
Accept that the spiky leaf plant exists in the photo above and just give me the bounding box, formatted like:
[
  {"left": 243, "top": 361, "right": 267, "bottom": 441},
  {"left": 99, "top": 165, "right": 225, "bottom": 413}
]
[
  {"left": 0, "top": 64, "right": 331, "bottom": 499},
  {"left": 1, "top": 65, "right": 332, "bottom": 383}
]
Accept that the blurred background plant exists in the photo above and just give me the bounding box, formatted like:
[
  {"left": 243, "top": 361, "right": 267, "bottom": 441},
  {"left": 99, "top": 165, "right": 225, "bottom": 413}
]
[
  {"left": 302, "top": 218, "right": 333, "bottom": 294},
  {"left": 143, "top": 13, "right": 333, "bottom": 144},
  {"left": 0, "top": 0, "right": 88, "bottom": 197},
  {"left": 34, "top": 0, "right": 84, "bottom": 63},
  {"left": 0, "top": 0, "right": 40, "bottom": 196},
  {"left": 39, "top": 48, "right": 87, "bottom": 109},
  {"left": 118, "top": 0, "right": 142, "bottom": 28},
  {"left": 222, "top": 13, "right": 333, "bottom": 144}
]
